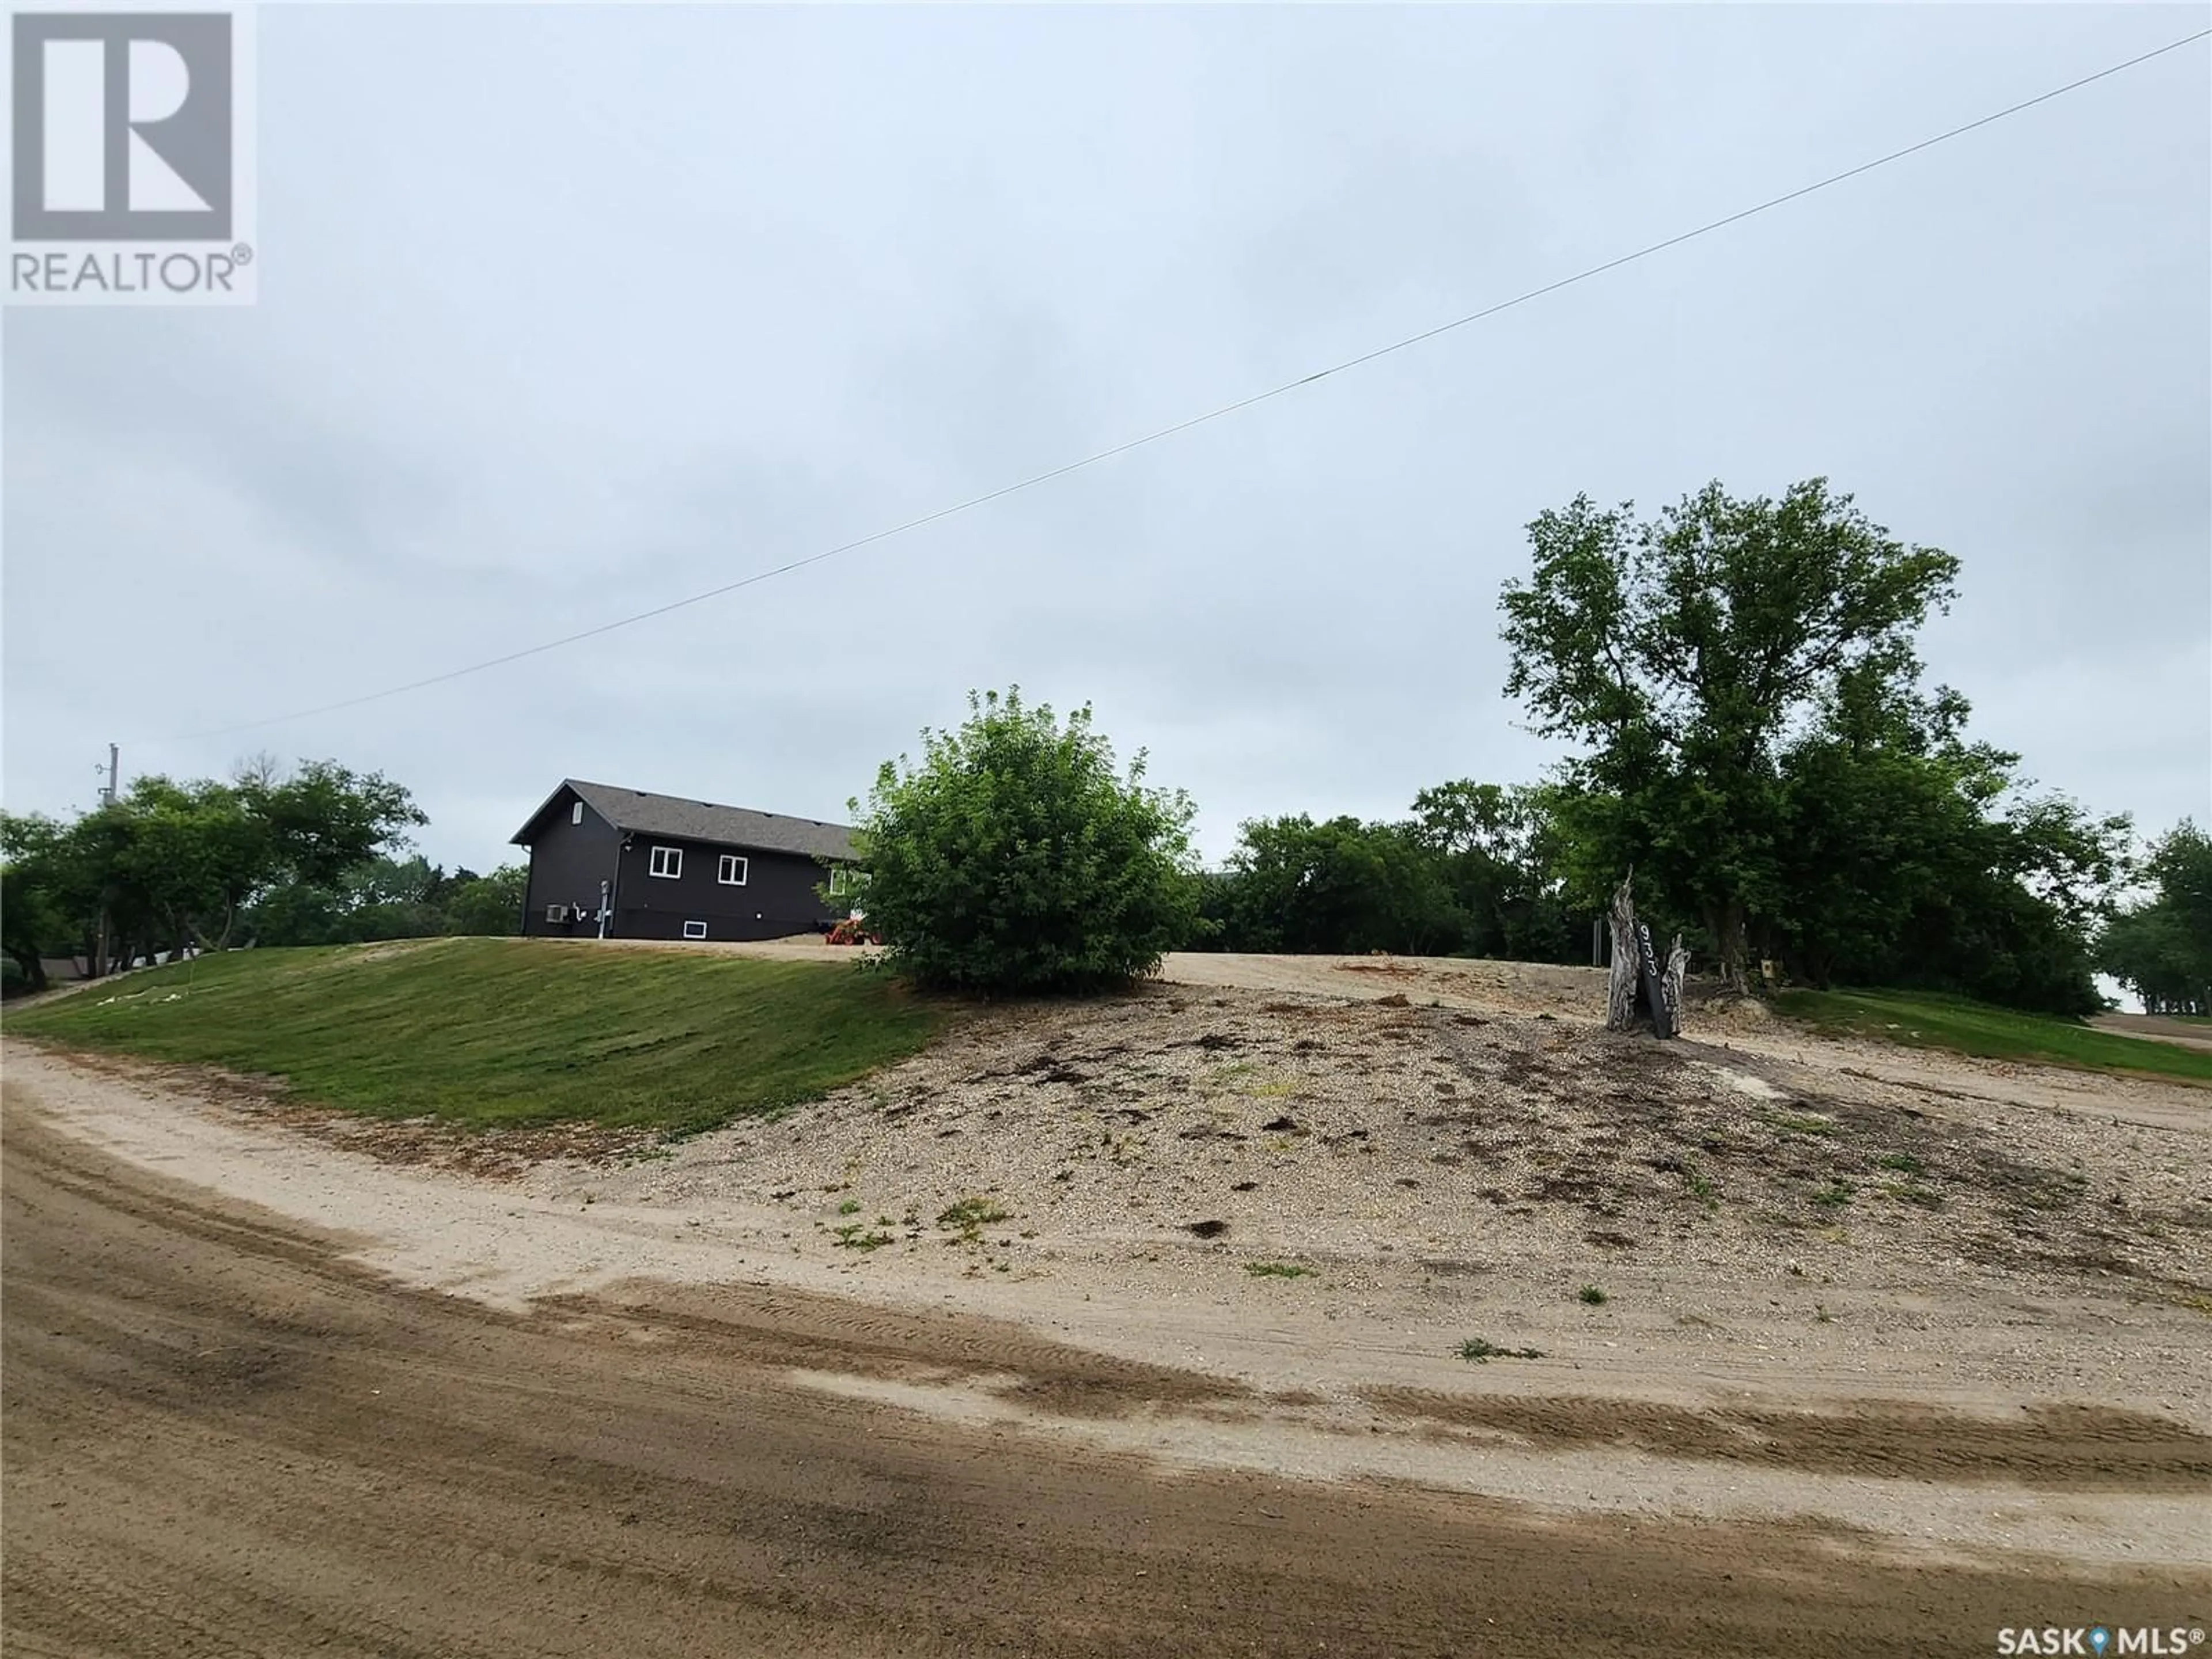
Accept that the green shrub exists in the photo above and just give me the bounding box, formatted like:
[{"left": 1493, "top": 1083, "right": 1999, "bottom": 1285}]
[{"left": 851, "top": 689, "right": 1200, "bottom": 995}]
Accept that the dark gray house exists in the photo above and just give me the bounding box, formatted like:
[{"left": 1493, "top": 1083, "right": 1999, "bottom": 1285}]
[{"left": 510, "top": 779, "right": 859, "bottom": 943}]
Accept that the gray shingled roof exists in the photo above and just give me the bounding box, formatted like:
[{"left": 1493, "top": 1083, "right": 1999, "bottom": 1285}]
[{"left": 514, "top": 779, "right": 855, "bottom": 862}]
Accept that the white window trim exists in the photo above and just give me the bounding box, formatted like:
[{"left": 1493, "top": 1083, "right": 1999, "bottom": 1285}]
[
  {"left": 717, "top": 854, "right": 748, "bottom": 886},
  {"left": 830, "top": 866, "right": 869, "bottom": 897},
  {"left": 649, "top": 845, "right": 682, "bottom": 879},
  {"left": 571, "top": 801, "right": 584, "bottom": 825},
  {"left": 682, "top": 920, "right": 708, "bottom": 940}
]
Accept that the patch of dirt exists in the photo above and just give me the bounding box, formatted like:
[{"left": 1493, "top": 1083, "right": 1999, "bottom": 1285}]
[
  {"left": 2093, "top": 1013, "right": 2212, "bottom": 1052},
  {"left": 9, "top": 1106, "right": 2208, "bottom": 1659},
  {"left": 1362, "top": 1389, "right": 2212, "bottom": 1492},
  {"left": 13, "top": 945, "right": 2212, "bottom": 1643},
  {"left": 547, "top": 1279, "right": 1251, "bottom": 1421},
  {"left": 46, "top": 1047, "right": 659, "bottom": 1177},
  {"left": 645, "top": 981, "right": 2211, "bottom": 1297}
]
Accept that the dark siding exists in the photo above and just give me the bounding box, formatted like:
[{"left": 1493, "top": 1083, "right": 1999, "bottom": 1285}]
[
  {"left": 612, "top": 838, "right": 838, "bottom": 942},
  {"left": 518, "top": 788, "right": 624, "bottom": 936}
]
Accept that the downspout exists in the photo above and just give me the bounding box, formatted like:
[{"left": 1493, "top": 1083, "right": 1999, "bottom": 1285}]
[{"left": 604, "top": 834, "right": 630, "bottom": 938}]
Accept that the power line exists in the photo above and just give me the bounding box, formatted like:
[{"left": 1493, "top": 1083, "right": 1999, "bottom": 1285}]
[{"left": 162, "top": 26, "right": 2210, "bottom": 744}]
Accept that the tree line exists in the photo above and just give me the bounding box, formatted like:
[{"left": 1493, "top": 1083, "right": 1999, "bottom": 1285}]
[
  {"left": 6, "top": 478, "right": 2197, "bottom": 1017},
  {"left": 850, "top": 479, "right": 2189, "bottom": 1017},
  {"left": 2096, "top": 823, "right": 2212, "bottom": 1016},
  {"left": 1196, "top": 783, "right": 1585, "bottom": 964},
  {"left": 1, "top": 759, "right": 525, "bottom": 994}
]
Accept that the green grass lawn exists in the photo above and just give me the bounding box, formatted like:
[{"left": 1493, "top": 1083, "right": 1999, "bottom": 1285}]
[
  {"left": 1775, "top": 987, "right": 2212, "bottom": 1084},
  {"left": 6, "top": 938, "right": 942, "bottom": 1134}
]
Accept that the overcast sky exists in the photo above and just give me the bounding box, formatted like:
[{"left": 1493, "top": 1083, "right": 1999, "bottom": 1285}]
[{"left": 5, "top": 5, "right": 2207, "bottom": 874}]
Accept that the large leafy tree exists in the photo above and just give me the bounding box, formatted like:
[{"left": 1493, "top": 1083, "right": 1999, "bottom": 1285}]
[
  {"left": 117, "top": 776, "right": 272, "bottom": 951},
  {"left": 1771, "top": 717, "right": 2126, "bottom": 1013},
  {"left": 1210, "top": 815, "right": 1453, "bottom": 956},
  {"left": 1407, "top": 781, "right": 1584, "bottom": 963},
  {"left": 1, "top": 759, "right": 426, "bottom": 978},
  {"left": 236, "top": 759, "right": 425, "bottom": 890},
  {"left": 0, "top": 814, "right": 87, "bottom": 990},
  {"left": 2101, "top": 823, "right": 2212, "bottom": 1016},
  {"left": 244, "top": 858, "right": 528, "bottom": 945},
  {"left": 445, "top": 864, "right": 528, "bottom": 936},
  {"left": 1196, "top": 784, "right": 1587, "bottom": 964},
  {"left": 1500, "top": 479, "right": 1967, "bottom": 990},
  {"left": 851, "top": 688, "right": 1200, "bottom": 994}
]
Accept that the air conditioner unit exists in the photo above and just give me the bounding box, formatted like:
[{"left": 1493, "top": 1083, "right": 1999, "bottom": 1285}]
[{"left": 544, "top": 904, "right": 571, "bottom": 923}]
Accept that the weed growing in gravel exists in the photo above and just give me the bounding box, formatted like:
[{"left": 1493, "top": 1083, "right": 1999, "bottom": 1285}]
[
  {"left": 1681, "top": 1161, "right": 1720, "bottom": 1210},
  {"left": 837, "top": 1198, "right": 861, "bottom": 1215},
  {"left": 1877, "top": 1152, "right": 1925, "bottom": 1175},
  {"left": 1811, "top": 1180, "right": 1857, "bottom": 1210},
  {"left": 1245, "top": 1262, "right": 1313, "bottom": 1279},
  {"left": 832, "top": 1221, "right": 893, "bottom": 1251},
  {"left": 937, "top": 1197, "right": 1012, "bottom": 1243},
  {"left": 1762, "top": 1109, "right": 1836, "bottom": 1138},
  {"left": 1457, "top": 1338, "right": 1544, "bottom": 1363},
  {"left": 1578, "top": 1284, "right": 1608, "bottom": 1305}
]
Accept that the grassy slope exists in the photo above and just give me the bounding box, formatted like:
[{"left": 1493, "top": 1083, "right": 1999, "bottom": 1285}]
[
  {"left": 1775, "top": 987, "right": 2212, "bottom": 1084},
  {"left": 6, "top": 938, "right": 941, "bottom": 1133}
]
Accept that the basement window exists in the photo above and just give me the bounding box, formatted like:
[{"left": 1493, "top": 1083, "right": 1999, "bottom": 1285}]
[
  {"left": 683, "top": 921, "right": 708, "bottom": 940},
  {"left": 649, "top": 845, "right": 681, "bottom": 879},
  {"left": 718, "top": 854, "right": 748, "bottom": 886}
]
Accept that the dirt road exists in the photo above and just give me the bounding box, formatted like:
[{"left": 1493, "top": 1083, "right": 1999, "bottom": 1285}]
[
  {"left": 2092, "top": 1012, "right": 2212, "bottom": 1052},
  {"left": 5, "top": 1098, "right": 2207, "bottom": 1659}
]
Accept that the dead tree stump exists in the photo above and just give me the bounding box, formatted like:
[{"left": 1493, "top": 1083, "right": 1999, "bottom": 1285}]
[
  {"left": 1604, "top": 873, "right": 1686, "bottom": 1038},
  {"left": 1662, "top": 933, "right": 1688, "bottom": 1035},
  {"left": 1605, "top": 873, "right": 1641, "bottom": 1033}
]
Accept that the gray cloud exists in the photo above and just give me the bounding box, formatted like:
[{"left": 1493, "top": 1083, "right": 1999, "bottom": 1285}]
[{"left": 6, "top": 5, "right": 2206, "bottom": 873}]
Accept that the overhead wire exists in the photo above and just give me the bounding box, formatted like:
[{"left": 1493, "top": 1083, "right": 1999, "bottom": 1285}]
[{"left": 156, "top": 26, "right": 2211, "bottom": 743}]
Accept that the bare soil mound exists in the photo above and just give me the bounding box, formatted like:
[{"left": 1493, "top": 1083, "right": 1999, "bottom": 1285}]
[{"left": 629, "top": 980, "right": 2211, "bottom": 1298}]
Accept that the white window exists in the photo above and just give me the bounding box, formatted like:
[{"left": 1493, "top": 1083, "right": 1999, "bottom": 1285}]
[
  {"left": 717, "top": 854, "right": 748, "bottom": 886},
  {"left": 649, "top": 845, "right": 681, "bottom": 879},
  {"left": 571, "top": 801, "right": 584, "bottom": 825},
  {"left": 829, "top": 867, "right": 869, "bottom": 897},
  {"left": 682, "top": 920, "right": 708, "bottom": 940},
  {"left": 544, "top": 904, "right": 570, "bottom": 923}
]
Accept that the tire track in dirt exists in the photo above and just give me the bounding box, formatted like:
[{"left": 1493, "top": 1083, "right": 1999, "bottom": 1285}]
[
  {"left": 1361, "top": 1388, "right": 2212, "bottom": 1491},
  {"left": 7, "top": 1099, "right": 2209, "bottom": 1658}
]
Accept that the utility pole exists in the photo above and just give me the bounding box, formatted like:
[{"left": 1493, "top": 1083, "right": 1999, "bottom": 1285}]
[{"left": 93, "top": 744, "right": 120, "bottom": 976}]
